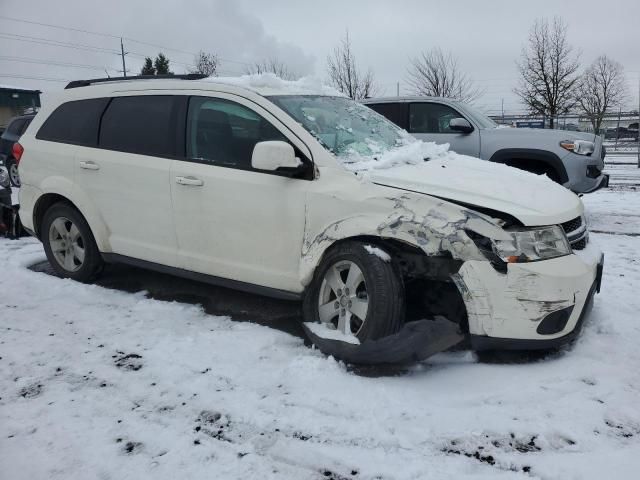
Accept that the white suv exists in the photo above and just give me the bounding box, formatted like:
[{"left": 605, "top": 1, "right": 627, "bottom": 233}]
[{"left": 17, "top": 75, "right": 603, "bottom": 363}]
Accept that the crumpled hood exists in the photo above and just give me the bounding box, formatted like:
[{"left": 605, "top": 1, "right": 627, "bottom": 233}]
[{"left": 369, "top": 155, "right": 583, "bottom": 226}]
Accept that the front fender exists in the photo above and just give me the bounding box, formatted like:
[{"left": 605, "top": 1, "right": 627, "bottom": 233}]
[{"left": 300, "top": 187, "right": 508, "bottom": 286}]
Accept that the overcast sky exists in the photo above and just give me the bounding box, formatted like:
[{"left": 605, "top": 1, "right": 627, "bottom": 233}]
[{"left": 1, "top": 0, "right": 638, "bottom": 114}]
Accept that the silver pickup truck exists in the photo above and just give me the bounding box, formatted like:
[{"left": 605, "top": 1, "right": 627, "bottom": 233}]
[{"left": 363, "top": 97, "right": 608, "bottom": 193}]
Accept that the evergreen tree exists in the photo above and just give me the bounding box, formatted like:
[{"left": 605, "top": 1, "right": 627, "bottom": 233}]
[
  {"left": 140, "top": 57, "right": 155, "bottom": 75},
  {"left": 154, "top": 53, "right": 172, "bottom": 75}
]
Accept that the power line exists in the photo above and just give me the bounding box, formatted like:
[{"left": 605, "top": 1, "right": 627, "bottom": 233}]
[
  {"left": 0, "top": 32, "right": 119, "bottom": 55},
  {"left": 0, "top": 15, "right": 254, "bottom": 67},
  {"left": 0, "top": 73, "right": 68, "bottom": 82},
  {"left": 0, "top": 55, "right": 117, "bottom": 71},
  {"left": 0, "top": 14, "right": 121, "bottom": 40}
]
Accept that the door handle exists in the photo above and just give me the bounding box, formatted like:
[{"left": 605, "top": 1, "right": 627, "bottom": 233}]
[
  {"left": 79, "top": 161, "right": 100, "bottom": 171},
  {"left": 175, "top": 176, "right": 204, "bottom": 186}
]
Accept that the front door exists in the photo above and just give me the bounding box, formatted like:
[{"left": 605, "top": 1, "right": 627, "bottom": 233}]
[
  {"left": 170, "top": 94, "right": 311, "bottom": 292},
  {"left": 408, "top": 102, "right": 480, "bottom": 157}
]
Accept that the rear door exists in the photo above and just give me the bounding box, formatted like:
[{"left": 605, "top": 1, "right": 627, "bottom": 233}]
[
  {"left": 408, "top": 102, "right": 480, "bottom": 156},
  {"left": 76, "top": 94, "right": 180, "bottom": 265}
]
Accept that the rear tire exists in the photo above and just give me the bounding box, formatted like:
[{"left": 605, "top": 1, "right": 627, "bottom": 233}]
[
  {"left": 302, "top": 241, "right": 404, "bottom": 346},
  {"left": 41, "top": 203, "right": 103, "bottom": 282}
]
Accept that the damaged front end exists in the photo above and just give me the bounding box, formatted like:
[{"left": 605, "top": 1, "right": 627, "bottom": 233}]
[{"left": 301, "top": 187, "right": 603, "bottom": 365}]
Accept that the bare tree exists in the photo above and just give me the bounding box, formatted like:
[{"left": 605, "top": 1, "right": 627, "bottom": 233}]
[
  {"left": 576, "top": 56, "right": 627, "bottom": 134},
  {"left": 190, "top": 50, "right": 218, "bottom": 77},
  {"left": 515, "top": 17, "right": 581, "bottom": 129},
  {"left": 245, "top": 58, "right": 298, "bottom": 80},
  {"left": 327, "top": 31, "right": 376, "bottom": 100},
  {"left": 406, "top": 48, "right": 482, "bottom": 103}
]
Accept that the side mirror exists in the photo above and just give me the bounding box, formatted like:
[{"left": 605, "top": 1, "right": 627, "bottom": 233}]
[
  {"left": 251, "top": 141, "right": 301, "bottom": 172},
  {"left": 449, "top": 118, "right": 474, "bottom": 134}
]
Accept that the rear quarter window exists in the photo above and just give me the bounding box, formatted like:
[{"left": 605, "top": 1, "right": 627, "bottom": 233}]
[{"left": 36, "top": 98, "right": 109, "bottom": 146}]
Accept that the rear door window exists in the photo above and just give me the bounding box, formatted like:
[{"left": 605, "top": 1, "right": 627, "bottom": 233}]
[
  {"left": 99, "top": 96, "right": 176, "bottom": 157},
  {"left": 367, "top": 103, "right": 408, "bottom": 129},
  {"left": 36, "top": 98, "right": 109, "bottom": 146}
]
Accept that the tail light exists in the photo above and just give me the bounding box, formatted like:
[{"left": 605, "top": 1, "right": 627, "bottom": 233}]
[{"left": 12, "top": 142, "right": 24, "bottom": 164}]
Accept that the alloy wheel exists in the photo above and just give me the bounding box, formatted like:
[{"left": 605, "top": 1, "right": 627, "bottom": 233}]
[
  {"left": 317, "top": 260, "right": 369, "bottom": 336},
  {"left": 48, "top": 217, "right": 85, "bottom": 272}
]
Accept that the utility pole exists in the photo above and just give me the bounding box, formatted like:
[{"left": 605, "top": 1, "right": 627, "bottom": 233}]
[
  {"left": 501, "top": 98, "right": 504, "bottom": 124},
  {"left": 637, "top": 75, "right": 639, "bottom": 168},
  {"left": 119, "top": 38, "right": 128, "bottom": 77},
  {"left": 397, "top": 82, "right": 400, "bottom": 97}
]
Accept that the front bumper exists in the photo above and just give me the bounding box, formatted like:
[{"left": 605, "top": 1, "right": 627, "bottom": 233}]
[
  {"left": 454, "top": 242, "right": 604, "bottom": 350},
  {"left": 583, "top": 173, "right": 609, "bottom": 193}
]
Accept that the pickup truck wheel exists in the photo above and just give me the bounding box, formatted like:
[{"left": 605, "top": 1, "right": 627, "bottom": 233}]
[
  {"left": 41, "top": 203, "right": 103, "bottom": 282},
  {"left": 302, "top": 242, "right": 404, "bottom": 347}
]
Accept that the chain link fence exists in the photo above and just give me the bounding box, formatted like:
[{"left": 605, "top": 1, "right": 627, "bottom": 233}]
[{"left": 490, "top": 110, "right": 639, "bottom": 166}]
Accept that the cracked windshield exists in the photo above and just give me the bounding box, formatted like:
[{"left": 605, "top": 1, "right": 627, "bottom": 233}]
[{"left": 268, "top": 95, "right": 407, "bottom": 164}]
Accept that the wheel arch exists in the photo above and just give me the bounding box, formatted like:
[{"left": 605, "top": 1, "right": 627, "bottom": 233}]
[
  {"left": 33, "top": 190, "right": 111, "bottom": 252},
  {"left": 489, "top": 148, "right": 568, "bottom": 184},
  {"left": 303, "top": 234, "right": 470, "bottom": 334}
]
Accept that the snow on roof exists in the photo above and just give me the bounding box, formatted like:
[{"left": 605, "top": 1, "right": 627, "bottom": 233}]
[
  {"left": 205, "top": 73, "right": 343, "bottom": 97},
  {"left": 0, "top": 84, "right": 41, "bottom": 93}
]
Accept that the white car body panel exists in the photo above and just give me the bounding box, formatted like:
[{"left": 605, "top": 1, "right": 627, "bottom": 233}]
[
  {"left": 75, "top": 147, "right": 178, "bottom": 266},
  {"left": 170, "top": 160, "right": 307, "bottom": 291},
  {"left": 368, "top": 156, "right": 583, "bottom": 226}
]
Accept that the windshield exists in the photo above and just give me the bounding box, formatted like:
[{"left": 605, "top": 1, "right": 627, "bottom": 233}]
[
  {"left": 268, "top": 95, "right": 408, "bottom": 159},
  {"left": 458, "top": 103, "right": 498, "bottom": 129}
]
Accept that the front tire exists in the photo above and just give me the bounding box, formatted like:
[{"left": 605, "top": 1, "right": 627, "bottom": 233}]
[
  {"left": 41, "top": 203, "right": 103, "bottom": 282},
  {"left": 302, "top": 241, "right": 404, "bottom": 346}
]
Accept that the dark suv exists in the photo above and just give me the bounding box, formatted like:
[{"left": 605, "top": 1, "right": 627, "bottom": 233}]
[{"left": 0, "top": 114, "right": 35, "bottom": 187}]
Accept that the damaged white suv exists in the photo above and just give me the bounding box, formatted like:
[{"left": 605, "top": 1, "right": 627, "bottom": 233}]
[{"left": 17, "top": 74, "right": 604, "bottom": 364}]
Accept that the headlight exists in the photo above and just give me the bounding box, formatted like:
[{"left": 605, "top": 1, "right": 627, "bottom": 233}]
[
  {"left": 492, "top": 225, "right": 572, "bottom": 263},
  {"left": 0, "top": 168, "right": 9, "bottom": 188},
  {"left": 560, "top": 140, "right": 594, "bottom": 156}
]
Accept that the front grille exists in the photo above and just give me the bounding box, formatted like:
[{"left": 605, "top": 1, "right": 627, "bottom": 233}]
[
  {"left": 561, "top": 216, "right": 588, "bottom": 250},
  {"left": 572, "top": 238, "right": 587, "bottom": 250},
  {"left": 561, "top": 216, "right": 582, "bottom": 234}
]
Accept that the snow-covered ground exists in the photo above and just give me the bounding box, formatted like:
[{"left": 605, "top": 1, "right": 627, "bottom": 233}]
[{"left": 2, "top": 163, "right": 640, "bottom": 479}]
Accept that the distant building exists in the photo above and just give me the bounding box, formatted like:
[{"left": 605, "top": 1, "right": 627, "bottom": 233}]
[{"left": 0, "top": 85, "right": 41, "bottom": 129}]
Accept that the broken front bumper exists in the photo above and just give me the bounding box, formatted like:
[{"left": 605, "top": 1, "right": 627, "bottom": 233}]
[{"left": 454, "top": 242, "right": 604, "bottom": 350}]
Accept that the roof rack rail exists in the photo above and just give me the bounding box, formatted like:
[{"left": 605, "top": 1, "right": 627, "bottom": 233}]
[{"left": 64, "top": 74, "right": 208, "bottom": 90}]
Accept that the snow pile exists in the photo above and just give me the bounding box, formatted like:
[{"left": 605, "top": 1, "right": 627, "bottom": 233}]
[
  {"left": 304, "top": 322, "right": 361, "bottom": 345},
  {"left": 1, "top": 168, "right": 640, "bottom": 479},
  {"left": 364, "top": 245, "right": 391, "bottom": 262},
  {"left": 342, "top": 137, "right": 455, "bottom": 172},
  {"left": 208, "top": 73, "right": 343, "bottom": 97}
]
